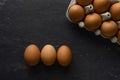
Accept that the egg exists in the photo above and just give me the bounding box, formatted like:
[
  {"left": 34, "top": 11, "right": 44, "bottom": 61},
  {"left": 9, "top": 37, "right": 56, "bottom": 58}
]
[
  {"left": 101, "top": 20, "right": 118, "bottom": 38},
  {"left": 68, "top": 4, "right": 85, "bottom": 23},
  {"left": 77, "top": 0, "right": 93, "bottom": 6},
  {"left": 41, "top": 44, "right": 56, "bottom": 66},
  {"left": 117, "top": 30, "right": 120, "bottom": 42},
  {"left": 57, "top": 45, "right": 72, "bottom": 67},
  {"left": 24, "top": 44, "right": 41, "bottom": 66},
  {"left": 110, "top": 2, "right": 120, "bottom": 20},
  {"left": 85, "top": 13, "right": 102, "bottom": 31},
  {"left": 93, "top": 0, "right": 110, "bottom": 13}
]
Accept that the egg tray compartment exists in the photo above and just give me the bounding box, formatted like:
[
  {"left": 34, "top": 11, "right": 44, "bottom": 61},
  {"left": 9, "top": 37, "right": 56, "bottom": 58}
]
[{"left": 66, "top": 0, "right": 120, "bottom": 45}]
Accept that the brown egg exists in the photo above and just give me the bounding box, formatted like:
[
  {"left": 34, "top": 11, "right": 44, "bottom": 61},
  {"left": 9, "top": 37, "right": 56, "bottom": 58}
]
[
  {"left": 57, "top": 45, "right": 72, "bottom": 67},
  {"left": 24, "top": 44, "right": 41, "bottom": 66},
  {"left": 41, "top": 44, "right": 56, "bottom": 66},
  {"left": 77, "top": 0, "right": 93, "bottom": 6},
  {"left": 117, "top": 30, "right": 120, "bottom": 42},
  {"left": 85, "top": 13, "right": 102, "bottom": 31},
  {"left": 68, "top": 4, "right": 85, "bottom": 23},
  {"left": 110, "top": 2, "right": 120, "bottom": 20},
  {"left": 101, "top": 20, "right": 118, "bottom": 38},
  {"left": 93, "top": 0, "right": 110, "bottom": 13}
]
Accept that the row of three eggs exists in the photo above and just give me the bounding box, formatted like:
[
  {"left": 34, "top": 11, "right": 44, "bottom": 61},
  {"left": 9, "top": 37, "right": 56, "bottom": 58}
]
[{"left": 24, "top": 44, "right": 72, "bottom": 67}]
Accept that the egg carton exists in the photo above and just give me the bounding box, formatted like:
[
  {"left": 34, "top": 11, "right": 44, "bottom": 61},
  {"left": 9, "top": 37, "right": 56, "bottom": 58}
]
[{"left": 66, "top": 0, "right": 120, "bottom": 44}]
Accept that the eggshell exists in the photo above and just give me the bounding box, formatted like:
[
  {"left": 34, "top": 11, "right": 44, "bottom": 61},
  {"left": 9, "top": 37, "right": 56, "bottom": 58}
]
[
  {"left": 57, "top": 45, "right": 72, "bottom": 67},
  {"left": 101, "top": 20, "right": 118, "bottom": 38},
  {"left": 41, "top": 44, "right": 56, "bottom": 66},
  {"left": 77, "top": 0, "right": 93, "bottom": 6},
  {"left": 24, "top": 44, "right": 41, "bottom": 66},
  {"left": 68, "top": 4, "right": 85, "bottom": 23},
  {"left": 93, "top": 0, "right": 110, "bottom": 13},
  {"left": 117, "top": 30, "right": 120, "bottom": 42},
  {"left": 110, "top": 2, "right": 120, "bottom": 20},
  {"left": 85, "top": 13, "right": 102, "bottom": 31}
]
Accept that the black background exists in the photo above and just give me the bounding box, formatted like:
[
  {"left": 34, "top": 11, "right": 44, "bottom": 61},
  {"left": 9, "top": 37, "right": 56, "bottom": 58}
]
[{"left": 0, "top": 0, "right": 120, "bottom": 80}]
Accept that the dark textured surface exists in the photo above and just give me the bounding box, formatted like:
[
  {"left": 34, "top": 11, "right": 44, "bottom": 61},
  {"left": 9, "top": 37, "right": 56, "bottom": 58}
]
[{"left": 0, "top": 0, "right": 120, "bottom": 80}]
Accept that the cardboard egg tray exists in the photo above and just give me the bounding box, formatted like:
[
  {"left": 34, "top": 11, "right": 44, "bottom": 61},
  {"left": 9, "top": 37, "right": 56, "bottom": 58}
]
[{"left": 66, "top": 0, "right": 120, "bottom": 44}]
